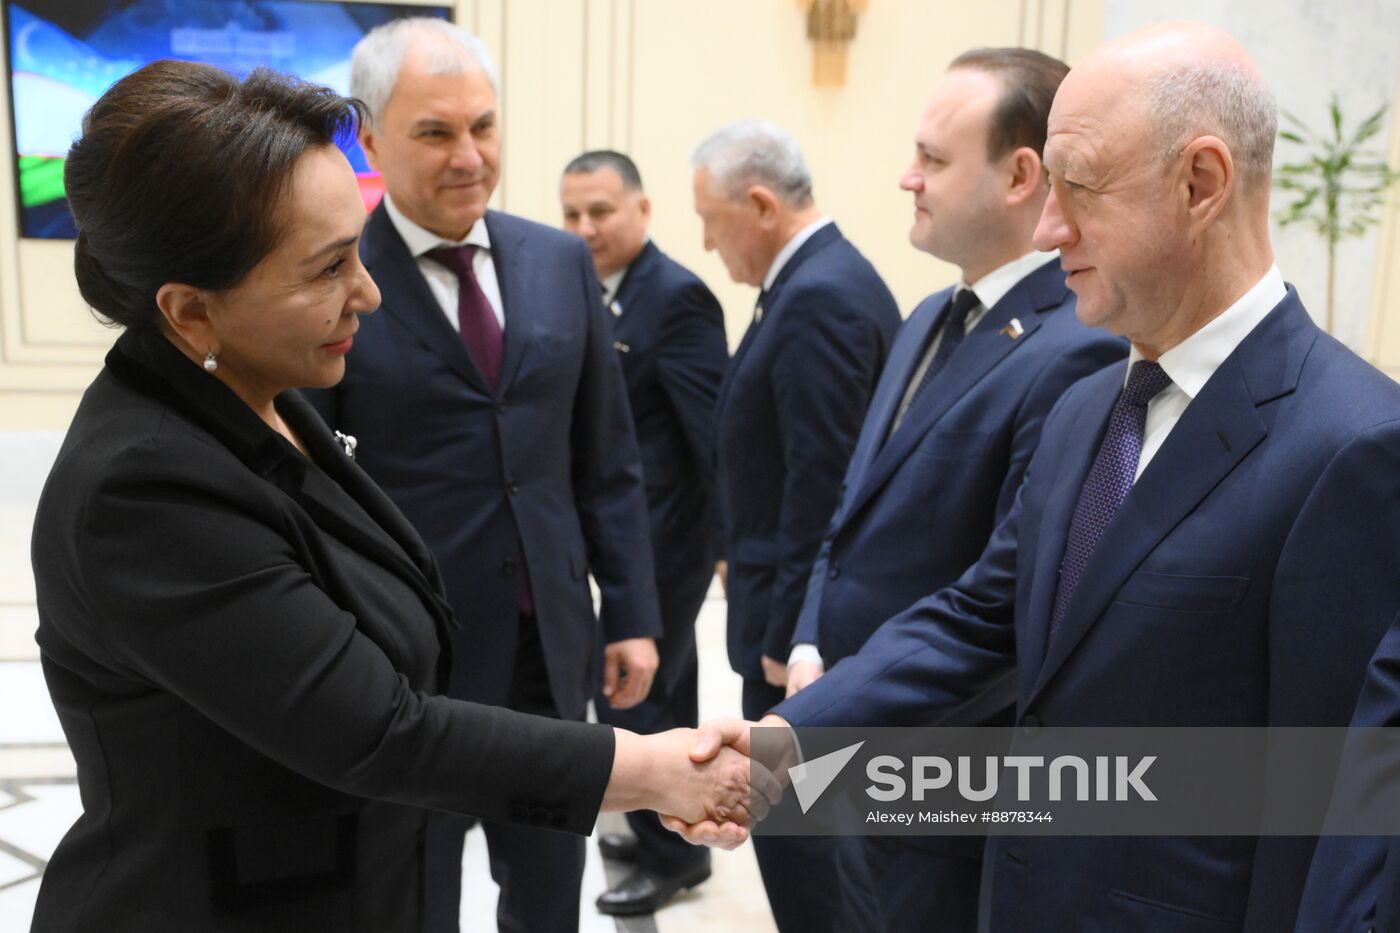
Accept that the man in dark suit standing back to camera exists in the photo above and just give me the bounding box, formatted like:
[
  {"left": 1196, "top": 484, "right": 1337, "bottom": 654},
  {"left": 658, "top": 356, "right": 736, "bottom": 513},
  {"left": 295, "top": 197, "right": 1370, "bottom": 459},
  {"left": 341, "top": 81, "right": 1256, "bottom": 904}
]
[
  {"left": 306, "top": 18, "right": 661, "bottom": 933},
  {"left": 783, "top": 47, "right": 1125, "bottom": 933},
  {"left": 557, "top": 150, "right": 729, "bottom": 917},
  {"left": 690, "top": 118, "right": 901, "bottom": 933}
]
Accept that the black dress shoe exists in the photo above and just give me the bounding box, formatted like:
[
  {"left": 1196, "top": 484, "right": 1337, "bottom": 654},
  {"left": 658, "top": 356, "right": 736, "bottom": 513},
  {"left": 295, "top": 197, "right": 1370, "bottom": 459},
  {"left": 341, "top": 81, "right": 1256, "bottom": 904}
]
[
  {"left": 597, "top": 832, "right": 639, "bottom": 863},
  {"left": 595, "top": 863, "right": 712, "bottom": 916}
]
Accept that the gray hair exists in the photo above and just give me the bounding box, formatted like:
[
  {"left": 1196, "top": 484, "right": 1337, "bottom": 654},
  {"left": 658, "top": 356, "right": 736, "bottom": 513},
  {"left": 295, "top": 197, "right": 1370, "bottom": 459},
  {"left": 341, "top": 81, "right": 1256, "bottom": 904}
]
[
  {"left": 1145, "top": 61, "right": 1277, "bottom": 191},
  {"left": 690, "top": 119, "right": 814, "bottom": 206},
  {"left": 351, "top": 17, "right": 498, "bottom": 128}
]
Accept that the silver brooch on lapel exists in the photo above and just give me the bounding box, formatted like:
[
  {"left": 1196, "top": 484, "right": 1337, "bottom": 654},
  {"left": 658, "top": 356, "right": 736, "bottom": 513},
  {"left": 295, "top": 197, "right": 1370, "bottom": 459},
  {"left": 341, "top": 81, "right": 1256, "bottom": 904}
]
[
  {"left": 334, "top": 430, "right": 358, "bottom": 460},
  {"left": 609, "top": 299, "right": 623, "bottom": 317},
  {"left": 613, "top": 341, "right": 631, "bottom": 353}
]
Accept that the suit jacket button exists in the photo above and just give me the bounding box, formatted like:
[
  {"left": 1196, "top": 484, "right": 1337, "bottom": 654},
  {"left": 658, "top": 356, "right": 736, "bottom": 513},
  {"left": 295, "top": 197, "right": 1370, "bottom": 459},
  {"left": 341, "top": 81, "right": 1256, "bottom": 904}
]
[
  {"left": 502, "top": 559, "right": 517, "bottom": 577},
  {"left": 1019, "top": 713, "right": 1041, "bottom": 736},
  {"left": 496, "top": 401, "right": 509, "bottom": 414},
  {"left": 828, "top": 563, "right": 840, "bottom": 580},
  {"left": 508, "top": 480, "right": 520, "bottom": 494}
]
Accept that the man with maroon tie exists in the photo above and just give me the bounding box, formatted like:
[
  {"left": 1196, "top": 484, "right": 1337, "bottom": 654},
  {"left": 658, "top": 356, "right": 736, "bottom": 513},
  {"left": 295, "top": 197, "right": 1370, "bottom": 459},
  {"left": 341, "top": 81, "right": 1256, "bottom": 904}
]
[{"left": 305, "top": 18, "right": 661, "bottom": 933}]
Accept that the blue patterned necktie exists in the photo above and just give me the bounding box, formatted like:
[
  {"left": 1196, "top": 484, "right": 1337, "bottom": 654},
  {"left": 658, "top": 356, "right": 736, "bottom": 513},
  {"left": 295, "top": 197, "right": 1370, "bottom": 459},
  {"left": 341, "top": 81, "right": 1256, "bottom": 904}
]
[
  {"left": 1048, "top": 360, "right": 1173, "bottom": 641},
  {"left": 907, "top": 288, "right": 980, "bottom": 409}
]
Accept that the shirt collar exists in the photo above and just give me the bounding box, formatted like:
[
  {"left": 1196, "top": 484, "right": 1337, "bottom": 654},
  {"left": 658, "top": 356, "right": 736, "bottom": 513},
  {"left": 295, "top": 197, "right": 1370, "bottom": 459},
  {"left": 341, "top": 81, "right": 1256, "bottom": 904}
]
[
  {"left": 962, "top": 249, "right": 1060, "bottom": 310},
  {"left": 1127, "top": 264, "right": 1286, "bottom": 399},
  {"left": 383, "top": 192, "right": 492, "bottom": 258},
  {"left": 601, "top": 267, "right": 627, "bottom": 305},
  {"left": 762, "top": 216, "right": 833, "bottom": 292}
]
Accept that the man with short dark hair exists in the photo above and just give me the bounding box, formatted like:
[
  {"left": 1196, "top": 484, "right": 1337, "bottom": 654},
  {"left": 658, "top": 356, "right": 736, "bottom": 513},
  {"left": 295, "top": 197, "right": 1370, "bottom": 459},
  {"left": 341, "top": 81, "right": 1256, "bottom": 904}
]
[
  {"left": 559, "top": 150, "right": 728, "bottom": 917},
  {"left": 783, "top": 47, "right": 1124, "bottom": 932}
]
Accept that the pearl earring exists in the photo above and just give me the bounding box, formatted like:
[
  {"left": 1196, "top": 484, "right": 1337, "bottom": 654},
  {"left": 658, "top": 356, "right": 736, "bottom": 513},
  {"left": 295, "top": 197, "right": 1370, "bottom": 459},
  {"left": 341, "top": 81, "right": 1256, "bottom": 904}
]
[{"left": 203, "top": 350, "right": 218, "bottom": 372}]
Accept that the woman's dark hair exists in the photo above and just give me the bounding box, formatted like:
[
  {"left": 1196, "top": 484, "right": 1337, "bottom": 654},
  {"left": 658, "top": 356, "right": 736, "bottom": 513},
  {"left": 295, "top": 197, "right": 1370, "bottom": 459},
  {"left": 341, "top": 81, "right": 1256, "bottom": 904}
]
[{"left": 64, "top": 61, "right": 366, "bottom": 331}]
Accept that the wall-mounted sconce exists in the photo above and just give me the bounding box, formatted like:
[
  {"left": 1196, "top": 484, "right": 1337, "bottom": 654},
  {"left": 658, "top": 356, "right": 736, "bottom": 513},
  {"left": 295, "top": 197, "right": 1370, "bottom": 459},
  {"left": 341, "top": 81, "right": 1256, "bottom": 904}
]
[{"left": 799, "top": 0, "right": 869, "bottom": 87}]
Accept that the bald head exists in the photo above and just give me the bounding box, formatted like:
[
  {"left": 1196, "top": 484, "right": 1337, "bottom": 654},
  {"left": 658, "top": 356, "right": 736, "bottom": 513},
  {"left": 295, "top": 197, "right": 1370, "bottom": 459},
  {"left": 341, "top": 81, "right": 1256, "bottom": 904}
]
[
  {"left": 1035, "top": 23, "right": 1277, "bottom": 356},
  {"left": 1076, "top": 23, "right": 1277, "bottom": 195}
]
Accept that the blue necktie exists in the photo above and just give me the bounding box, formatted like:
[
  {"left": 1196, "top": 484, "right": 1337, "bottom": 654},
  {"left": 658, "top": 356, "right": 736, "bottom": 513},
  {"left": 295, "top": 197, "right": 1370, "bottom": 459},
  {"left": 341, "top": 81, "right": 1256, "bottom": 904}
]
[
  {"left": 906, "top": 288, "right": 980, "bottom": 409},
  {"left": 1048, "top": 360, "right": 1173, "bottom": 641}
]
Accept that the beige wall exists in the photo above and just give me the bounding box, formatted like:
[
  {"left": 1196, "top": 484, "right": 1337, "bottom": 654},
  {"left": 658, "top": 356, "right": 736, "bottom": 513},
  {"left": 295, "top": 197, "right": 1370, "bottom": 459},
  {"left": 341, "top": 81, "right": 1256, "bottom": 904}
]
[
  {"left": 8, "top": 0, "right": 1400, "bottom": 428},
  {"left": 0, "top": 0, "right": 1107, "bottom": 429}
]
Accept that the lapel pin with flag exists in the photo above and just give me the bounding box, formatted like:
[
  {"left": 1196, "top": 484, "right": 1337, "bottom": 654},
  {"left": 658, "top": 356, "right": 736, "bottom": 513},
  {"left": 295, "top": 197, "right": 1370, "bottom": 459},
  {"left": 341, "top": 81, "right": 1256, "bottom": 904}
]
[{"left": 1001, "top": 317, "right": 1025, "bottom": 339}]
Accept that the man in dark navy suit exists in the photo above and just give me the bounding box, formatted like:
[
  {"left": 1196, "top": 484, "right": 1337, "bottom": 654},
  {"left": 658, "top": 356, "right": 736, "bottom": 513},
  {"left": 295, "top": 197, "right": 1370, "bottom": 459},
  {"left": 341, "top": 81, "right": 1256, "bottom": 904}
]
[
  {"left": 1297, "top": 617, "right": 1400, "bottom": 933},
  {"left": 782, "top": 48, "right": 1124, "bottom": 933},
  {"left": 677, "top": 24, "right": 1400, "bottom": 932},
  {"left": 690, "top": 119, "right": 901, "bottom": 933},
  {"left": 558, "top": 150, "right": 729, "bottom": 916},
  {"left": 306, "top": 19, "right": 661, "bottom": 933}
]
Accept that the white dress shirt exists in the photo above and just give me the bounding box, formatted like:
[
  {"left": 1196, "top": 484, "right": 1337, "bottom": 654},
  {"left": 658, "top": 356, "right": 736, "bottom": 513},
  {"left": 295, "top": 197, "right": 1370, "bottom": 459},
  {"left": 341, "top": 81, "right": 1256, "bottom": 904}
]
[
  {"left": 762, "top": 217, "right": 834, "bottom": 293},
  {"left": 889, "top": 249, "right": 1060, "bottom": 433},
  {"left": 382, "top": 193, "right": 505, "bottom": 330},
  {"left": 600, "top": 267, "right": 627, "bottom": 310},
  {"left": 1131, "top": 264, "right": 1285, "bottom": 481}
]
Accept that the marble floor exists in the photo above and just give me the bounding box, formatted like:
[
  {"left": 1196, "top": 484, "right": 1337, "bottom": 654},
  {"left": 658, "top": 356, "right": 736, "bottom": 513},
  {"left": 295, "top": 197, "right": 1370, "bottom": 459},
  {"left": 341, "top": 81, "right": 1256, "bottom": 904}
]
[{"left": 0, "top": 432, "right": 775, "bottom": 932}]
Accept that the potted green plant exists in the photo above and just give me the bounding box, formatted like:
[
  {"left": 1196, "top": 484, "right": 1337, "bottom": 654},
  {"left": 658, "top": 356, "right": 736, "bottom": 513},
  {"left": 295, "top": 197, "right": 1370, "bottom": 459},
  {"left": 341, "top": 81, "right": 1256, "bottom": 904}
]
[{"left": 1275, "top": 94, "right": 1399, "bottom": 334}]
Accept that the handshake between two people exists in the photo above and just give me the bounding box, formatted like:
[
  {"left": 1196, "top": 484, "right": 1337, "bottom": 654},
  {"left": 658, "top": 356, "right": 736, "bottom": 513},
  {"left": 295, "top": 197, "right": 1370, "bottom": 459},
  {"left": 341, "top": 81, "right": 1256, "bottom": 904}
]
[{"left": 600, "top": 714, "right": 795, "bottom": 849}]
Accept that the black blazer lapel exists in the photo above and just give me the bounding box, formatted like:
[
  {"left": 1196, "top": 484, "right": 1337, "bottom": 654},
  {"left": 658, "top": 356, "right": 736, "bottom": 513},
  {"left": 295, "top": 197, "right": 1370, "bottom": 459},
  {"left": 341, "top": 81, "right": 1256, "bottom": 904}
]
[
  {"left": 280, "top": 393, "right": 459, "bottom": 684},
  {"left": 362, "top": 204, "right": 490, "bottom": 395}
]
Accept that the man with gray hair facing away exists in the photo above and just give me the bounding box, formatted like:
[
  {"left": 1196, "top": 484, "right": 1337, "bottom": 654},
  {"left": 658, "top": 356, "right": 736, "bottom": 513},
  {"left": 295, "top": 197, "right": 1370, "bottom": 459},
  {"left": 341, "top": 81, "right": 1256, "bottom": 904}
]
[
  {"left": 306, "top": 18, "right": 662, "bottom": 933},
  {"left": 692, "top": 119, "right": 900, "bottom": 932}
]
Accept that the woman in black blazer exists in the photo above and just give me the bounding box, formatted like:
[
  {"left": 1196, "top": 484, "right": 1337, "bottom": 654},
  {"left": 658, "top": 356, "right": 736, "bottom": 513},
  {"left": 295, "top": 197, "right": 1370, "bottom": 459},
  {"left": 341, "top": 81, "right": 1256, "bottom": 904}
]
[{"left": 28, "top": 62, "right": 763, "bottom": 931}]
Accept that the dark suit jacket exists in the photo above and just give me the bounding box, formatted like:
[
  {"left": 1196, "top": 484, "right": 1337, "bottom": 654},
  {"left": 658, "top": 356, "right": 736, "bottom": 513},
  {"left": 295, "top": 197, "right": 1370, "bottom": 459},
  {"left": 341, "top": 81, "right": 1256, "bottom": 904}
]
[
  {"left": 1296, "top": 616, "right": 1400, "bottom": 933},
  {"left": 307, "top": 205, "right": 661, "bottom": 720},
  {"left": 778, "top": 289, "right": 1400, "bottom": 932},
  {"left": 29, "top": 329, "right": 613, "bottom": 932},
  {"left": 611, "top": 240, "right": 727, "bottom": 590},
  {"left": 716, "top": 221, "right": 900, "bottom": 680},
  {"left": 793, "top": 258, "right": 1126, "bottom": 664}
]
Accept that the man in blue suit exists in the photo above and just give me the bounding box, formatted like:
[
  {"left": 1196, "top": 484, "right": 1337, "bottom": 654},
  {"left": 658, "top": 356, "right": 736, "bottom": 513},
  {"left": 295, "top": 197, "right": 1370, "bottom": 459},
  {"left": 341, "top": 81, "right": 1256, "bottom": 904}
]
[
  {"left": 783, "top": 48, "right": 1125, "bottom": 932},
  {"left": 558, "top": 150, "right": 729, "bottom": 916},
  {"left": 691, "top": 119, "right": 901, "bottom": 933},
  {"left": 1297, "top": 619, "right": 1400, "bottom": 932},
  {"left": 306, "top": 20, "right": 661, "bottom": 933},
  {"left": 678, "top": 23, "right": 1400, "bottom": 932}
]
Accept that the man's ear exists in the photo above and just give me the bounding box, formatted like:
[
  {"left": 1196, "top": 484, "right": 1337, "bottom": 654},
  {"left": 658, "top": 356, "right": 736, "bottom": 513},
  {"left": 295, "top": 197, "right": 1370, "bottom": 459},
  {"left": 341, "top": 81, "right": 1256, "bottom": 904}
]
[
  {"left": 155, "top": 282, "right": 215, "bottom": 355},
  {"left": 1181, "top": 135, "right": 1233, "bottom": 232},
  {"left": 359, "top": 125, "right": 382, "bottom": 175},
  {"left": 747, "top": 185, "right": 783, "bottom": 227},
  {"left": 1004, "top": 146, "right": 1044, "bottom": 207}
]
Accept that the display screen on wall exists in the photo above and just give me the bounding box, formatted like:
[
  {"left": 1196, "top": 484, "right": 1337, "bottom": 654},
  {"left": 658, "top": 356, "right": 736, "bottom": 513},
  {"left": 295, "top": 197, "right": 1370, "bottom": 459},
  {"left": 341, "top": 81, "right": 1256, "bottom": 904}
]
[{"left": 3, "top": 0, "right": 450, "bottom": 239}]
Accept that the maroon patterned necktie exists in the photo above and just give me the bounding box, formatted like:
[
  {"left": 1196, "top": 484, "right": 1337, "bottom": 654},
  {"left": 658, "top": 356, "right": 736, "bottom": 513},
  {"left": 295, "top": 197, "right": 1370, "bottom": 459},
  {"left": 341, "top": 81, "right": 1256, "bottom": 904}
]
[
  {"left": 425, "top": 244, "right": 533, "bottom": 616},
  {"left": 426, "top": 245, "right": 503, "bottom": 388},
  {"left": 1048, "top": 360, "right": 1173, "bottom": 642}
]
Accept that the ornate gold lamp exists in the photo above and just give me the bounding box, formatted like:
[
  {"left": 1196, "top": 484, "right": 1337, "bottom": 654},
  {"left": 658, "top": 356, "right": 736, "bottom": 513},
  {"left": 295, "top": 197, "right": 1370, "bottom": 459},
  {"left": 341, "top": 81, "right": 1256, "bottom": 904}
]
[{"left": 799, "top": 0, "right": 869, "bottom": 87}]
